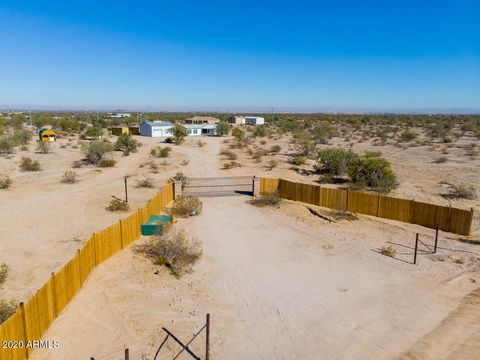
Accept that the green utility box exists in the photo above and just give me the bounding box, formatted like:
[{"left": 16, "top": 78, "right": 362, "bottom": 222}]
[{"left": 141, "top": 214, "right": 172, "bottom": 236}]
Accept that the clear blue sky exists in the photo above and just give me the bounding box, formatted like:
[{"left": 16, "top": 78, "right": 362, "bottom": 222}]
[{"left": 0, "top": 0, "right": 479, "bottom": 112}]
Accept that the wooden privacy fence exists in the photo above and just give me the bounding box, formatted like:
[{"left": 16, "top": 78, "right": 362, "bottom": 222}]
[
  {"left": 260, "top": 178, "right": 474, "bottom": 236},
  {"left": 0, "top": 183, "right": 174, "bottom": 360}
]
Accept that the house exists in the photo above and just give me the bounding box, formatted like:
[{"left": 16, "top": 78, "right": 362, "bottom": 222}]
[
  {"left": 227, "top": 116, "right": 265, "bottom": 125},
  {"left": 109, "top": 113, "right": 131, "bottom": 118},
  {"left": 110, "top": 127, "right": 130, "bottom": 136},
  {"left": 184, "top": 124, "right": 217, "bottom": 136},
  {"left": 140, "top": 121, "right": 174, "bottom": 137},
  {"left": 38, "top": 128, "right": 56, "bottom": 142},
  {"left": 184, "top": 116, "right": 220, "bottom": 125}
]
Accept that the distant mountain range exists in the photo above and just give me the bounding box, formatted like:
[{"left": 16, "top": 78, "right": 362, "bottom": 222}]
[{"left": 0, "top": 104, "right": 479, "bottom": 115}]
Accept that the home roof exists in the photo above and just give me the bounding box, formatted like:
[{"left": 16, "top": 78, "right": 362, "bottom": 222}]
[
  {"left": 184, "top": 116, "right": 220, "bottom": 122},
  {"left": 143, "top": 121, "right": 174, "bottom": 127},
  {"left": 184, "top": 124, "right": 217, "bottom": 129}
]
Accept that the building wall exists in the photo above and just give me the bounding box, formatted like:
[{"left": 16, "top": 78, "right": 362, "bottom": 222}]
[
  {"left": 139, "top": 123, "right": 153, "bottom": 137},
  {"left": 151, "top": 126, "right": 173, "bottom": 137}
]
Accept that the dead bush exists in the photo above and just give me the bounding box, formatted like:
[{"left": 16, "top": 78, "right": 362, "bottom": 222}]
[
  {"left": 37, "top": 141, "right": 52, "bottom": 154},
  {"left": 99, "top": 159, "right": 116, "bottom": 167},
  {"left": 222, "top": 161, "right": 243, "bottom": 169},
  {"left": 135, "top": 228, "right": 202, "bottom": 278},
  {"left": 249, "top": 192, "right": 282, "bottom": 207},
  {"left": 382, "top": 246, "right": 396, "bottom": 257},
  {"left": 106, "top": 198, "right": 129, "bottom": 212},
  {"left": 152, "top": 146, "right": 171, "bottom": 158},
  {"left": 446, "top": 184, "right": 477, "bottom": 200},
  {"left": 0, "top": 300, "right": 18, "bottom": 324},
  {"left": 61, "top": 170, "right": 78, "bottom": 184},
  {"left": 219, "top": 149, "right": 238, "bottom": 160},
  {"left": 171, "top": 195, "right": 203, "bottom": 217},
  {"left": 434, "top": 156, "right": 448, "bottom": 163},
  {"left": 71, "top": 160, "right": 83, "bottom": 168},
  {"left": 266, "top": 159, "right": 278, "bottom": 170},
  {"left": 0, "top": 176, "right": 12, "bottom": 190},
  {"left": 19, "top": 157, "right": 41, "bottom": 171},
  {"left": 0, "top": 263, "right": 9, "bottom": 285},
  {"left": 136, "top": 177, "right": 154, "bottom": 188}
]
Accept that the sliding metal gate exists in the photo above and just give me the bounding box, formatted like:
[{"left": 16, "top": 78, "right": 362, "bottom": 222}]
[{"left": 183, "top": 176, "right": 253, "bottom": 197}]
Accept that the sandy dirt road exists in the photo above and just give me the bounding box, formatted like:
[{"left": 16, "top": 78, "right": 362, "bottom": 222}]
[{"left": 32, "top": 195, "right": 480, "bottom": 360}]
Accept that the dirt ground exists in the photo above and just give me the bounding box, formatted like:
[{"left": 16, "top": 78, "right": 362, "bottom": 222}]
[{"left": 1, "top": 131, "right": 479, "bottom": 359}]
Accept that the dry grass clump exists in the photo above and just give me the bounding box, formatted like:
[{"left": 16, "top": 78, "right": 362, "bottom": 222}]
[
  {"left": 0, "top": 175, "right": 12, "bottom": 189},
  {"left": 136, "top": 176, "right": 154, "bottom": 188},
  {"left": 434, "top": 156, "right": 448, "bottom": 163},
  {"left": 0, "top": 300, "right": 18, "bottom": 324},
  {"left": 151, "top": 146, "right": 171, "bottom": 158},
  {"left": 329, "top": 210, "right": 359, "bottom": 221},
  {"left": 270, "top": 144, "right": 281, "bottom": 155},
  {"left": 249, "top": 192, "right": 282, "bottom": 207},
  {"left": 291, "top": 156, "right": 307, "bottom": 165},
  {"left": 135, "top": 228, "right": 202, "bottom": 278},
  {"left": 71, "top": 160, "right": 83, "bottom": 168},
  {"left": 99, "top": 159, "right": 116, "bottom": 167},
  {"left": 197, "top": 140, "right": 206, "bottom": 147},
  {"left": 0, "top": 263, "right": 9, "bottom": 285},
  {"left": 222, "top": 161, "right": 243, "bottom": 169},
  {"left": 106, "top": 198, "right": 129, "bottom": 212},
  {"left": 446, "top": 184, "right": 477, "bottom": 200},
  {"left": 181, "top": 159, "right": 190, "bottom": 166},
  {"left": 61, "top": 170, "right": 78, "bottom": 184},
  {"left": 219, "top": 149, "right": 238, "bottom": 160},
  {"left": 19, "top": 157, "right": 41, "bottom": 171},
  {"left": 171, "top": 195, "right": 203, "bottom": 217},
  {"left": 37, "top": 141, "right": 52, "bottom": 154},
  {"left": 266, "top": 159, "right": 278, "bottom": 170},
  {"left": 381, "top": 246, "right": 396, "bottom": 258}
]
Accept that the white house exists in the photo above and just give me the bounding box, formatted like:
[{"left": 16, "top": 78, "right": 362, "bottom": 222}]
[
  {"left": 228, "top": 116, "right": 265, "bottom": 125},
  {"left": 184, "top": 124, "right": 217, "bottom": 136},
  {"left": 140, "top": 121, "right": 174, "bottom": 137}
]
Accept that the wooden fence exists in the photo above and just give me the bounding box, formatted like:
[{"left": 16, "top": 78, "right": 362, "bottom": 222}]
[
  {"left": 0, "top": 183, "right": 174, "bottom": 360},
  {"left": 260, "top": 178, "right": 474, "bottom": 236}
]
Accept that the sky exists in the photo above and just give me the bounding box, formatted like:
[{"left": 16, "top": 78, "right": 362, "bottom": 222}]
[{"left": 0, "top": 0, "right": 479, "bottom": 112}]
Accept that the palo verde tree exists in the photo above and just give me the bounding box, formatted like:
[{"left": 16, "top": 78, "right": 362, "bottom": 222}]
[{"left": 168, "top": 122, "right": 188, "bottom": 144}]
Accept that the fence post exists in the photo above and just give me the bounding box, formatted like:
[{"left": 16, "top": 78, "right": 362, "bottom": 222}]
[
  {"left": 76, "top": 249, "right": 82, "bottom": 288},
  {"left": 173, "top": 180, "right": 183, "bottom": 199},
  {"left": 434, "top": 224, "right": 439, "bottom": 254},
  {"left": 252, "top": 176, "right": 260, "bottom": 197},
  {"left": 93, "top": 233, "right": 98, "bottom": 266},
  {"left": 467, "top": 207, "right": 474, "bottom": 236},
  {"left": 414, "top": 233, "right": 419, "bottom": 265},
  {"left": 51, "top": 272, "right": 58, "bottom": 318},
  {"left": 125, "top": 348, "right": 129, "bottom": 360},
  {"left": 20, "top": 302, "right": 30, "bottom": 359},
  {"left": 119, "top": 219, "right": 124, "bottom": 249},
  {"left": 205, "top": 313, "right": 210, "bottom": 360}
]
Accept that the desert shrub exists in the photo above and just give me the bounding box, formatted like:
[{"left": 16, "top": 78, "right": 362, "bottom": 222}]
[
  {"left": 447, "top": 184, "right": 477, "bottom": 200},
  {"left": 348, "top": 155, "right": 398, "bottom": 192},
  {"left": 170, "top": 171, "right": 188, "bottom": 185},
  {"left": 252, "top": 149, "right": 267, "bottom": 162},
  {"left": 317, "top": 148, "right": 358, "bottom": 175},
  {"left": 312, "top": 122, "right": 335, "bottom": 144},
  {"left": 434, "top": 156, "right": 448, "bottom": 163},
  {"left": 293, "top": 131, "right": 316, "bottom": 156},
  {"left": 61, "top": 170, "right": 78, "bottom": 184},
  {"left": 253, "top": 126, "right": 267, "bottom": 137},
  {"left": 197, "top": 140, "right": 206, "bottom": 147},
  {"left": 152, "top": 146, "right": 171, "bottom": 158},
  {"left": 400, "top": 129, "right": 418, "bottom": 142},
  {"left": 167, "top": 122, "right": 188, "bottom": 144},
  {"left": 12, "top": 129, "right": 33, "bottom": 145},
  {"left": 249, "top": 192, "right": 282, "bottom": 207},
  {"left": 106, "top": 198, "right": 129, "bottom": 211},
  {"left": 181, "top": 160, "right": 190, "bottom": 166},
  {"left": 171, "top": 195, "right": 202, "bottom": 217},
  {"left": 115, "top": 133, "right": 138, "bottom": 153},
  {"left": 215, "top": 121, "right": 231, "bottom": 136},
  {"left": 291, "top": 156, "right": 307, "bottom": 165},
  {"left": 19, "top": 157, "right": 41, "bottom": 171},
  {"left": 381, "top": 246, "right": 396, "bottom": 257},
  {"left": 71, "top": 160, "right": 82, "bottom": 168},
  {"left": 0, "top": 263, "right": 9, "bottom": 285},
  {"left": 37, "top": 141, "right": 51, "bottom": 154},
  {"left": 222, "top": 161, "right": 243, "bottom": 169},
  {"left": 81, "top": 140, "right": 114, "bottom": 164},
  {"left": 165, "top": 137, "right": 174, "bottom": 144},
  {"left": 260, "top": 139, "right": 267, "bottom": 145},
  {"left": 219, "top": 149, "right": 237, "bottom": 160},
  {"left": 99, "top": 159, "right": 116, "bottom": 167},
  {"left": 136, "top": 177, "right": 154, "bottom": 188},
  {"left": 232, "top": 127, "right": 246, "bottom": 141},
  {"left": 0, "top": 136, "right": 15, "bottom": 155},
  {"left": 0, "top": 300, "right": 18, "bottom": 324},
  {"left": 266, "top": 159, "right": 278, "bottom": 170},
  {"left": 135, "top": 228, "right": 202, "bottom": 278},
  {"left": 270, "top": 145, "right": 281, "bottom": 155},
  {"left": 0, "top": 176, "right": 12, "bottom": 189}
]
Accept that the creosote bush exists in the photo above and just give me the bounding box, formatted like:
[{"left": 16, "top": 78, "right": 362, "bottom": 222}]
[
  {"left": 447, "top": 184, "right": 477, "bottom": 200},
  {"left": 0, "top": 300, "right": 18, "bottom": 324},
  {"left": 61, "top": 170, "right": 78, "bottom": 184},
  {"left": 291, "top": 156, "right": 307, "bottom": 165},
  {"left": 317, "top": 148, "right": 357, "bottom": 175},
  {"left": 20, "top": 157, "right": 41, "bottom": 171},
  {"left": 171, "top": 195, "right": 203, "bottom": 217},
  {"left": 136, "top": 177, "right": 154, "bottom": 188},
  {"left": 219, "top": 149, "right": 237, "bottom": 160},
  {"left": 99, "top": 159, "right": 116, "bottom": 167},
  {"left": 0, "top": 263, "right": 9, "bottom": 285},
  {"left": 399, "top": 129, "right": 418, "bottom": 142},
  {"left": 151, "top": 146, "right": 171, "bottom": 158},
  {"left": 0, "top": 175, "right": 12, "bottom": 189},
  {"left": 37, "top": 141, "right": 51, "bottom": 154},
  {"left": 222, "top": 161, "right": 243, "bottom": 169},
  {"left": 106, "top": 198, "right": 129, "bottom": 212},
  {"left": 135, "top": 228, "right": 202, "bottom": 278},
  {"left": 249, "top": 192, "right": 282, "bottom": 207},
  {"left": 0, "top": 136, "right": 15, "bottom": 155},
  {"left": 348, "top": 154, "right": 398, "bottom": 193},
  {"left": 81, "top": 140, "right": 114, "bottom": 165},
  {"left": 115, "top": 133, "right": 138, "bottom": 153}
]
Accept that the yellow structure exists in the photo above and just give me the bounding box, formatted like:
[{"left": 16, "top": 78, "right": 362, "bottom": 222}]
[
  {"left": 38, "top": 129, "right": 56, "bottom": 142},
  {"left": 110, "top": 126, "right": 130, "bottom": 136}
]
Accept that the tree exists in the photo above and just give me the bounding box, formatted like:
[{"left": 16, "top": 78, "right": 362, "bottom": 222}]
[
  {"left": 348, "top": 154, "right": 398, "bottom": 193},
  {"left": 115, "top": 133, "right": 138, "bottom": 152},
  {"left": 215, "top": 121, "right": 231, "bottom": 136},
  {"left": 317, "top": 148, "right": 358, "bottom": 175},
  {"left": 84, "top": 126, "right": 104, "bottom": 138},
  {"left": 168, "top": 122, "right": 188, "bottom": 144},
  {"left": 81, "top": 140, "right": 114, "bottom": 164},
  {"left": 231, "top": 127, "right": 245, "bottom": 141}
]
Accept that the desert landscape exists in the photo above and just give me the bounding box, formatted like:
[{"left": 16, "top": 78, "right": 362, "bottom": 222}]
[{"left": 1, "top": 113, "right": 479, "bottom": 359}]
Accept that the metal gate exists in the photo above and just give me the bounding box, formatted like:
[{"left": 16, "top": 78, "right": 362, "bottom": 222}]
[{"left": 183, "top": 176, "right": 253, "bottom": 197}]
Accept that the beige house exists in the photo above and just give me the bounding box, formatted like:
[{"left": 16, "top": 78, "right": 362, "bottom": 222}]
[{"left": 184, "top": 116, "right": 220, "bottom": 125}]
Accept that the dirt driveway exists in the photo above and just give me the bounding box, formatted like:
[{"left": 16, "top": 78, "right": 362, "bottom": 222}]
[{"left": 32, "top": 195, "right": 480, "bottom": 360}]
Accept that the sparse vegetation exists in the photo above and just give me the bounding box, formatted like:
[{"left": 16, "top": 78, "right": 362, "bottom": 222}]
[
  {"left": 19, "top": 157, "right": 41, "bottom": 171},
  {"left": 434, "top": 156, "right": 448, "bottom": 164},
  {"left": 115, "top": 133, "right": 138, "bottom": 153},
  {"left": 381, "top": 246, "right": 396, "bottom": 257},
  {"left": 317, "top": 148, "right": 357, "bottom": 175},
  {"left": 266, "top": 159, "right": 278, "bottom": 170},
  {"left": 0, "top": 136, "right": 15, "bottom": 155},
  {"left": 215, "top": 121, "right": 231, "bottom": 136},
  {"left": 136, "top": 177, "right": 154, "bottom": 188},
  {"left": 99, "top": 159, "right": 116, "bottom": 167},
  {"left": 151, "top": 146, "right": 171, "bottom": 158},
  {"left": 61, "top": 170, "right": 78, "bottom": 184},
  {"left": 81, "top": 140, "right": 114, "bottom": 165},
  {"left": 291, "top": 156, "right": 307, "bottom": 165},
  {"left": 170, "top": 195, "right": 203, "bottom": 217},
  {"left": 135, "top": 228, "right": 202, "bottom": 278},
  {"left": 106, "top": 198, "right": 129, "bottom": 212},
  {"left": 0, "top": 300, "right": 18, "bottom": 324},
  {"left": 270, "top": 145, "right": 281, "bottom": 155},
  {"left": 219, "top": 149, "right": 238, "bottom": 160},
  {"left": 170, "top": 171, "right": 188, "bottom": 185},
  {"left": 0, "top": 263, "right": 9, "bottom": 285},
  {"left": 348, "top": 153, "right": 398, "bottom": 192},
  {"left": 37, "top": 141, "right": 52, "bottom": 154},
  {"left": 0, "top": 175, "right": 12, "bottom": 189},
  {"left": 168, "top": 122, "right": 188, "bottom": 144},
  {"left": 222, "top": 161, "right": 243, "bottom": 169},
  {"left": 446, "top": 184, "right": 477, "bottom": 200},
  {"left": 399, "top": 129, "right": 418, "bottom": 142},
  {"left": 249, "top": 192, "right": 282, "bottom": 207},
  {"left": 197, "top": 140, "right": 206, "bottom": 147}
]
